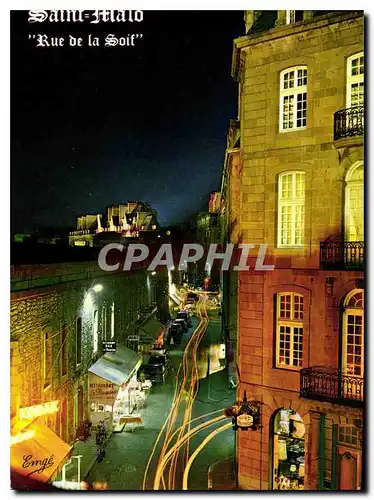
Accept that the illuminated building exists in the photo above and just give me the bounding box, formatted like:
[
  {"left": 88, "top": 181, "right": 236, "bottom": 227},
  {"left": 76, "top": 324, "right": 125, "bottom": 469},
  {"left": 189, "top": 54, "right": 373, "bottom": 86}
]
[
  {"left": 10, "top": 252, "right": 168, "bottom": 484},
  {"left": 223, "top": 10, "right": 364, "bottom": 491},
  {"left": 69, "top": 201, "right": 158, "bottom": 247}
]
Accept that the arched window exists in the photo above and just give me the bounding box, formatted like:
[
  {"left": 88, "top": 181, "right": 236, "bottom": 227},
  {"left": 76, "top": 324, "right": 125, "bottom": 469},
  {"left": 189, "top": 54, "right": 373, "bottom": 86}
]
[
  {"left": 280, "top": 66, "right": 307, "bottom": 132},
  {"left": 342, "top": 289, "right": 364, "bottom": 379},
  {"left": 272, "top": 409, "right": 305, "bottom": 490},
  {"left": 278, "top": 171, "right": 305, "bottom": 247},
  {"left": 276, "top": 292, "right": 304, "bottom": 368},
  {"left": 345, "top": 162, "right": 364, "bottom": 242},
  {"left": 347, "top": 53, "right": 364, "bottom": 108}
]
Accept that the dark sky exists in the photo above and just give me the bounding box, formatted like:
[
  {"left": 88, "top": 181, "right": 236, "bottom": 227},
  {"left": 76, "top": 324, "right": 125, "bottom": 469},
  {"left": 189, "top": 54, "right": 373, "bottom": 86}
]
[{"left": 11, "top": 10, "right": 243, "bottom": 233}]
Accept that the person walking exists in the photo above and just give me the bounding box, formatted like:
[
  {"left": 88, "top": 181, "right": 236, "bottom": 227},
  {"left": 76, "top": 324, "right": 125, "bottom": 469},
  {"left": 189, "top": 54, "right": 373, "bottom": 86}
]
[{"left": 96, "top": 420, "right": 107, "bottom": 462}]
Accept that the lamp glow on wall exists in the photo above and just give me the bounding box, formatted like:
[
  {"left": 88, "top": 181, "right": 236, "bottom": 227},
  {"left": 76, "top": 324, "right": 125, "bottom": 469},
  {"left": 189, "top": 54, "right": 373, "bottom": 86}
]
[{"left": 83, "top": 284, "right": 103, "bottom": 312}]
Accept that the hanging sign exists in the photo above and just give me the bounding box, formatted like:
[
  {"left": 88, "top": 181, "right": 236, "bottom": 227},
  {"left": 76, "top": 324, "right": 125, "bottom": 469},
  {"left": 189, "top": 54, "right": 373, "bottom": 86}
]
[
  {"left": 102, "top": 341, "right": 116, "bottom": 353},
  {"left": 224, "top": 391, "right": 262, "bottom": 431}
]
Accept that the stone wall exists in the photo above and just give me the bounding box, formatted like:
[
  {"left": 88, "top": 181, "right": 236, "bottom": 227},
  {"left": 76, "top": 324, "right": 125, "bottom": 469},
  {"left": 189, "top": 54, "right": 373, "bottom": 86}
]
[
  {"left": 10, "top": 261, "right": 166, "bottom": 443},
  {"left": 233, "top": 11, "right": 364, "bottom": 490}
]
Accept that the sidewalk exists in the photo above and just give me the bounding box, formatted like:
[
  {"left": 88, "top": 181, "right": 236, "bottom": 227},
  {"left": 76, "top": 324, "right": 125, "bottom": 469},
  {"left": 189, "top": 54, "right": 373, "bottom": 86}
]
[
  {"left": 85, "top": 379, "right": 175, "bottom": 490},
  {"left": 208, "top": 457, "right": 237, "bottom": 490}
]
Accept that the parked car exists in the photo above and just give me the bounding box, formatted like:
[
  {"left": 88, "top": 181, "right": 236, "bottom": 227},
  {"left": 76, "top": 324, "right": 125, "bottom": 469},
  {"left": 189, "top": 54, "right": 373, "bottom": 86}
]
[
  {"left": 144, "top": 355, "right": 168, "bottom": 384},
  {"left": 173, "top": 318, "right": 188, "bottom": 333},
  {"left": 167, "top": 323, "right": 183, "bottom": 345},
  {"left": 177, "top": 310, "right": 192, "bottom": 327}
]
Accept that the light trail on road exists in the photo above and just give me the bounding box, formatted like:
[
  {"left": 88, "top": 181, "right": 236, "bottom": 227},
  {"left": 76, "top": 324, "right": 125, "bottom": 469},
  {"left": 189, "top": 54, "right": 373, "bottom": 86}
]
[
  {"left": 182, "top": 422, "right": 232, "bottom": 490},
  {"left": 143, "top": 295, "right": 208, "bottom": 490},
  {"left": 143, "top": 293, "right": 230, "bottom": 491},
  {"left": 153, "top": 415, "right": 226, "bottom": 490}
]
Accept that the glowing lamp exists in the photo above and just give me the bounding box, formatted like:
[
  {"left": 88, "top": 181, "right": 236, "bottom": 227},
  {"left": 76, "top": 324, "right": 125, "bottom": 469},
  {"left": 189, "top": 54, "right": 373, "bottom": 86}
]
[
  {"left": 19, "top": 400, "right": 59, "bottom": 420},
  {"left": 11, "top": 430, "right": 35, "bottom": 446},
  {"left": 93, "top": 284, "right": 103, "bottom": 292}
]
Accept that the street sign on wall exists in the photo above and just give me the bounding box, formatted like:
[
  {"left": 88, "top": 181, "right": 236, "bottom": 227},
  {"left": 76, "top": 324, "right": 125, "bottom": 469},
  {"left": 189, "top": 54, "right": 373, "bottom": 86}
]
[{"left": 102, "top": 341, "right": 116, "bottom": 352}]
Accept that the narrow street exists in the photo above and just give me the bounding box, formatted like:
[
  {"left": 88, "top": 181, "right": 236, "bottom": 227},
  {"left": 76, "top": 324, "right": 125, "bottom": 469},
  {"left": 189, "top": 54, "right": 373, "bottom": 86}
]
[{"left": 86, "top": 295, "right": 235, "bottom": 490}]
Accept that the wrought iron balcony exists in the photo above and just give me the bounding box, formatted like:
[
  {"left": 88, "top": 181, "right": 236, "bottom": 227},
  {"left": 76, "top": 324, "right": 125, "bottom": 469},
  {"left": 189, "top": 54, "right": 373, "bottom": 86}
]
[
  {"left": 300, "top": 366, "right": 364, "bottom": 406},
  {"left": 320, "top": 240, "right": 364, "bottom": 270},
  {"left": 334, "top": 106, "right": 364, "bottom": 140}
]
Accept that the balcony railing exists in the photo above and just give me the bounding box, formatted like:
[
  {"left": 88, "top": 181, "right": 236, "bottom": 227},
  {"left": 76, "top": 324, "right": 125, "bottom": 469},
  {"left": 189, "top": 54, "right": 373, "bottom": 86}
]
[
  {"left": 334, "top": 106, "right": 364, "bottom": 140},
  {"left": 300, "top": 366, "right": 364, "bottom": 406},
  {"left": 320, "top": 240, "right": 364, "bottom": 270}
]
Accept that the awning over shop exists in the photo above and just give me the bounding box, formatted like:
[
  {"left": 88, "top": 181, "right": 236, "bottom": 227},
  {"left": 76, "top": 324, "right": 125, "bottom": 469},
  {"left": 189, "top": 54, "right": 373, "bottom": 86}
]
[
  {"left": 138, "top": 316, "right": 164, "bottom": 343},
  {"left": 88, "top": 346, "right": 142, "bottom": 387},
  {"left": 10, "top": 421, "right": 72, "bottom": 486}
]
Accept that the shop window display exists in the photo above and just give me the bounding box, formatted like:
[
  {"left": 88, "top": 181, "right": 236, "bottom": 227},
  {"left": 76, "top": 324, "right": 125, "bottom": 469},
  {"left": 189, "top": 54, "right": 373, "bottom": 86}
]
[{"left": 273, "top": 409, "right": 305, "bottom": 490}]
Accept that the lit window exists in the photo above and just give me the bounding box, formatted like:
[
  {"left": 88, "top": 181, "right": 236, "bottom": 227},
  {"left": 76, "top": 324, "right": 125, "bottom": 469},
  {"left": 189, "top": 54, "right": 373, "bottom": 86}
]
[
  {"left": 285, "top": 10, "right": 304, "bottom": 24},
  {"left": 276, "top": 293, "right": 304, "bottom": 369},
  {"left": 43, "top": 332, "right": 53, "bottom": 388},
  {"left": 280, "top": 67, "right": 307, "bottom": 132},
  {"left": 111, "top": 302, "right": 115, "bottom": 339},
  {"left": 343, "top": 290, "right": 364, "bottom": 379},
  {"left": 102, "top": 305, "right": 107, "bottom": 341},
  {"left": 278, "top": 172, "right": 305, "bottom": 246},
  {"left": 345, "top": 161, "right": 364, "bottom": 242},
  {"left": 93, "top": 310, "right": 98, "bottom": 353},
  {"left": 347, "top": 53, "right": 364, "bottom": 108}
]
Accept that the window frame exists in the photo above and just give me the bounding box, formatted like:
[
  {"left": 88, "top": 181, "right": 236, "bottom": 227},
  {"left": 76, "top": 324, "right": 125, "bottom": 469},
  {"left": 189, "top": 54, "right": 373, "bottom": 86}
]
[
  {"left": 346, "top": 52, "right": 364, "bottom": 109},
  {"left": 338, "top": 425, "right": 361, "bottom": 449},
  {"left": 93, "top": 309, "right": 98, "bottom": 353},
  {"left": 111, "top": 302, "right": 115, "bottom": 339},
  {"left": 345, "top": 161, "right": 364, "bottom": 242},
  {"left": 61, "top": 324, "right": 68, "bottom": 377},
  {"left": 76, "top": 317, "right": 82, "bottom": 366},
  {"left": 279, "top": 66, "right": 308, "bottom": 133},
  {"left": 342, "top": 290, "right": 364, "bottom": 379},
  {"left": 275, "top": 292, "right": 304, "bottom": 370},
  {"left": 277, "top": 171, "right": 305, "bottom": 248},
  {"left": 43, "top": 331, "right": 53, "bottom": 389}
]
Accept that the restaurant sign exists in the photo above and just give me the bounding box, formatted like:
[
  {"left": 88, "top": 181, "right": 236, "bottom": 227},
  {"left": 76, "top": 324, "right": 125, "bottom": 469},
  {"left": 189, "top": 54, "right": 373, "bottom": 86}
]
[
  {"left": 224, "top": 391, "right": 262, "bottom": 431},
  {"left": 102, "top": 341, "right": 116, "bottom": 353},
  {"left": 89, "top": 381, "right": 118, "bottom": 401}
]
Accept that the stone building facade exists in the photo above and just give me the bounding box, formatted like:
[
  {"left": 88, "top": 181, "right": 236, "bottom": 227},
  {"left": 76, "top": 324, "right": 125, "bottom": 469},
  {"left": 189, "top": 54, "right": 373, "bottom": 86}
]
[
  {"left": 226, "top": 10, "right": 364, "bottom": 491},
  {"left": 10, "top": 260, "right": 166, "bottom": 445}
]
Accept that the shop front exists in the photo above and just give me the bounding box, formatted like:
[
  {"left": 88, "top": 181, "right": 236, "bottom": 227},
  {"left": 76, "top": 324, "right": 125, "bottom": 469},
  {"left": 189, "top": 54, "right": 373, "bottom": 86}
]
[
  {"left": 88, "top": 346, "right": 143, "bottom": 430},
  {"left": 10, "top": 401, "right": 72, "bottom": 490},
  {"left": 272, "top": 409, "right": 305, "bottom": 490}
]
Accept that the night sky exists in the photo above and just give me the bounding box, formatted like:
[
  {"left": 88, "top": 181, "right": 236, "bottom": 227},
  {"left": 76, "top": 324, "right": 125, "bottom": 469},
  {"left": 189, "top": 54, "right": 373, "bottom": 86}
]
[{"left": 11, "top": 10, "right": 243, "bottom": 234}]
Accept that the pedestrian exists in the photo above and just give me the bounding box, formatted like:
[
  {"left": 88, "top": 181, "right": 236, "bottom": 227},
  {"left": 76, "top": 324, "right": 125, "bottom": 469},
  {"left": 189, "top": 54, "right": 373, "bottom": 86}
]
[{"left": 96, "top": 420, "right": 107, "bottom": 462}]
